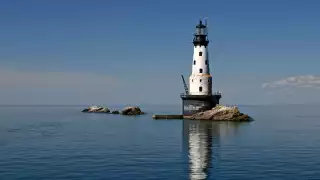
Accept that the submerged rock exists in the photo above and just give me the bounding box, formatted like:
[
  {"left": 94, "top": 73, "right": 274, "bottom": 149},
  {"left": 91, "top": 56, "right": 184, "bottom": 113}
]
[
  {"left": 111, "top": 110, "right": 120, "bottom": 114},
  {"left": 121, "top": 106, "right": 145, "bottom": 115},
  {"left": 82, "top": 106, "right": 110, "bottom": 113},
  {"left": 191, "top": 105, "right": 253, "bottom": 121}
]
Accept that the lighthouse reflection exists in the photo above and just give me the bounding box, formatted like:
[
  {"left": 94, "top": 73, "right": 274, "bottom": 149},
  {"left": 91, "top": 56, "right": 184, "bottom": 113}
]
[{"left": 182, "top": 120, "right": 242, "bottom": 180}]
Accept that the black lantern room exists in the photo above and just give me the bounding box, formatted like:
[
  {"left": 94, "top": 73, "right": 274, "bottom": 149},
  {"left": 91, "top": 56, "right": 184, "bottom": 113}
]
[{"left": 193, "top": 20, "right": 209, "bottom": 47}]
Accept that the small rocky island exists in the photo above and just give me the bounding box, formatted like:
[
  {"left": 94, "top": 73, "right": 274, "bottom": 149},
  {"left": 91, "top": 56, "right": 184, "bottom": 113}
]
[
  {"left": 190, "top": 105, "right": 253, "bottom": 121},
  {"left": 81, "top": 106, "right": 145, "bottom": 116}
]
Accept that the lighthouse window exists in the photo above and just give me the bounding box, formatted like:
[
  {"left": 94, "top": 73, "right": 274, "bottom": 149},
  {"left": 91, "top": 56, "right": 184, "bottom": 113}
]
[
  {"left": 205, "top": 60, "right": 208, "bottom": 65},
  {"left": 199, "top": 52, "right": 203, "bottom": 56},
  {"left": 199, "top": 86, "right": 203, "bottom": 92},
  {"left": 193, "top": 60, "right": 196, "bottom": 65},
  {"left": 200, "top": 79, "right": 202, "bottom": 82},
  {"left": 199, "top": 68, "right": 203, "bottom": 73}
]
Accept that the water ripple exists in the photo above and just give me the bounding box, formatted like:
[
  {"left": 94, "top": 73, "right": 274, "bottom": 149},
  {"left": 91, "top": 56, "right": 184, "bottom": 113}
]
[{"left": 1, "top": 106, "right": 320, "bottom": 179}]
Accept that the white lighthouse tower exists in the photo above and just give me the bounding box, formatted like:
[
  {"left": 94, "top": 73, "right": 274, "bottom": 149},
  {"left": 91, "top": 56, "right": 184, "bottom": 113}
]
[
  {"left": 180, "top": 19, "right": 221, "bottom": 115},
  {"left": 189, "top": 20, "right": 212, "bottom": 95}
]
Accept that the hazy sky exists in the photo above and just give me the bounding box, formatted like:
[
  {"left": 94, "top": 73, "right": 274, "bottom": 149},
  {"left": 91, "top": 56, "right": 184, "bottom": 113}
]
[{"left": 0, "top": 0, "right": 319, "bottom": 105}]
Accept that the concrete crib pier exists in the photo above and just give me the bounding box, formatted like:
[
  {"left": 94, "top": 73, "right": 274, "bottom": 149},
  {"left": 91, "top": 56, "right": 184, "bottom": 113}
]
[{"left": 152, "top": 114, "right": 192, "bottom": 120}]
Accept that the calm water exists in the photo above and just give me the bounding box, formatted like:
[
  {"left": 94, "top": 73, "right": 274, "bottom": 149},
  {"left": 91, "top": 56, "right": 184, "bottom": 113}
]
[{"left": 1, "top": 105, "right": 320, "bottom": 180}]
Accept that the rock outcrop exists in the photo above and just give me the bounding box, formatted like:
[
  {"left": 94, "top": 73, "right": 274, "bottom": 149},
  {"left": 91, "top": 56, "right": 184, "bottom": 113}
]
[
  {"left": 191, "top": 105, "right": 252, "bottom": 121},
  {"left": 82, "top": 106, "right": 145, "bottom": 116},
  {"left": 82, "top": 106, "right": 110, "bottom": 113},
  {"left": 121, "top": 106, "right": 145, "bottom": 115}
]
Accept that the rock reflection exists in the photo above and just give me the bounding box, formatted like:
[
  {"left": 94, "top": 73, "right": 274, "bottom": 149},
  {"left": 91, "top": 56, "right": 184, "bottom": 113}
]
[{"left": 182, "top": 121, "right": 243, "bottom": 180}]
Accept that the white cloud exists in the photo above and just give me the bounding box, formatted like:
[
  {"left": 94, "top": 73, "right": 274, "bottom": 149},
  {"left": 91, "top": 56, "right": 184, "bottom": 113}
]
[{"left": 262, "top": 75, "right": 320, "bottom": 90}]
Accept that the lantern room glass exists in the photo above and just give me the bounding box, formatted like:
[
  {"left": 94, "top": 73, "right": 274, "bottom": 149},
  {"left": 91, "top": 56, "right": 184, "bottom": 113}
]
[{"left": 195, "top": 27, "right": 207, "bottom": 35}]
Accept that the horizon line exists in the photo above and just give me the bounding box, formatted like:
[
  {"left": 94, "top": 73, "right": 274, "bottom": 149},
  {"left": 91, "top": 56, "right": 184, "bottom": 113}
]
[{"left": 0, "top": 103, "right": 319, "bottom": 107}]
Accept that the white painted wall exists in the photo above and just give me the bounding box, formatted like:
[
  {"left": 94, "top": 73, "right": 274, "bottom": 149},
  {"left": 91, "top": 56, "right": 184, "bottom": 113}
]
[
  {"left": 189, "top": 45, "right": 212, "bottom": 95},
  {"left": 189, "top": 75, "right": 212, "bottom": 95},
  {"left": 192, "top": 46, "right": 210, "bottom": 74}
]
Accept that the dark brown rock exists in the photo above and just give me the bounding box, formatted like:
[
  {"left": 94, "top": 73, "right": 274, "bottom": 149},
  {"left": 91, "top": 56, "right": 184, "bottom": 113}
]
[{"left": 121, "top": 106, "right": 145, "bottom": 115}]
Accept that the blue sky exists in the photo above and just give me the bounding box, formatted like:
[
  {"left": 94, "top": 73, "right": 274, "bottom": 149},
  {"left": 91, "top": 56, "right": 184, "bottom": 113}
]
[{"left": 0, "top": 0, "right": 319, "bottom": 105}]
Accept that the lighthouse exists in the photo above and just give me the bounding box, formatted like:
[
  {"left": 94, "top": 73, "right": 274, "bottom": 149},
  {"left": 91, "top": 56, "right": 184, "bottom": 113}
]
[
  {"left": 189, "top": 20, "right": 211, "bottom": 95},
  {"left": 180, "top": 19, "right": 221, "bottom": 115}
]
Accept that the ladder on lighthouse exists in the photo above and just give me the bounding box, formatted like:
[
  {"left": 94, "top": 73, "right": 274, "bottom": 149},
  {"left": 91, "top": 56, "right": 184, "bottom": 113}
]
[{"left": 181, "top": 75, "right": 189, "bottom": 95}]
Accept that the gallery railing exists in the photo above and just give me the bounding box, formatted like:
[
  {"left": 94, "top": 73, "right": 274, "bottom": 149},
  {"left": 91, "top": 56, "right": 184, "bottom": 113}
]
[{"left": 180, "top": 91, "right": 222, "bottom": 98}]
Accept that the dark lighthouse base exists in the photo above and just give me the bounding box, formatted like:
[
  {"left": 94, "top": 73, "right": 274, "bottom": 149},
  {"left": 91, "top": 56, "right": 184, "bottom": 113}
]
[{"left": 180, "top": 93, "right": 222, "bottom": 116}]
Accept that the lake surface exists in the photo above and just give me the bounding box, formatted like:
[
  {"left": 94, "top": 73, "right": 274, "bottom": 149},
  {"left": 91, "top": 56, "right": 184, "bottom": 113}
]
[{"left": 1, "top": 105, "right": 320, "bottom": 180}]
